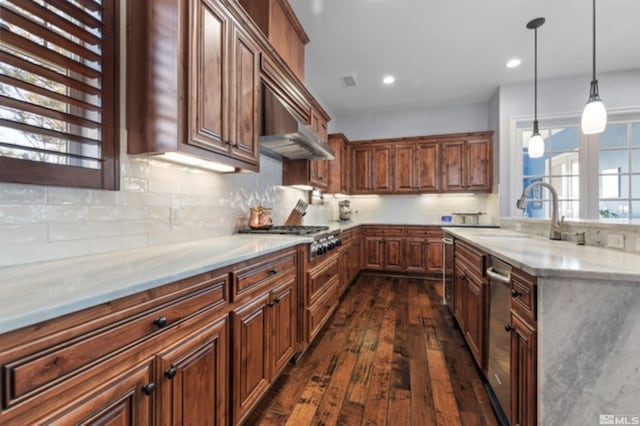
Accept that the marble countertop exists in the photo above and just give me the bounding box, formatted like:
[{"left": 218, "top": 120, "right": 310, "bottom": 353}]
[
  {"left": 0, "top": 221, "right": 500, "bottom": 335},
  {"left": 0, "top": 234, "right": 312, "bottom": 334},
  {"left": 443, "top": 227, "right": 640, "bottom": 282}
]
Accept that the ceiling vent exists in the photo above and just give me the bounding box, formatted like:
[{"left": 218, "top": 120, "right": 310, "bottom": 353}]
[{"left": 340, "top": 75, "right": 356, "bottom": 88}]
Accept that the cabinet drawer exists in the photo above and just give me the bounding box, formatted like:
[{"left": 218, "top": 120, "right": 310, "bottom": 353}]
[
  {"left": 307, "top": 257, "right": 339, "bottom": 303},
  {"left": 307, "top": 279, "right": 338, "bottom": 341},
  {"left": 3, "top": 276, "right": 227, "bottom": 407},
  {"left": 363, "top": 226, "right": 404, "bottom": 237},
  {"left": 233, "top": 251, "right": 296, "bottom": 300},
  {"left": 405, "top": 226, "right": 443, "bottom": 238},
  {"left": 511, "top": 268, "right": 537, "bottom": 323},
  {"left": 455, "top": 240, "right": 486, "bottom": 277},
  {"left": 339, "top": 230, "right": 353, "bottom": 245}
]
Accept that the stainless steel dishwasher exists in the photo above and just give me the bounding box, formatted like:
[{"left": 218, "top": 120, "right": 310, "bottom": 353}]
[{"left": 486, "top": 257, "right": 512, "bottom": 425}]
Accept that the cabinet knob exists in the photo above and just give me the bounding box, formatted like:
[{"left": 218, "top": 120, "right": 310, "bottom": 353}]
[
  {"left": 511, "top": 289, "right": 522, "bottom": 298},
  {"left": 165, "top": 366, "right": 178, "bottom": 379},
  {"left": 268, "top": 268, "right": 278, "bottom": 275},
  {"left": 268, "top": 302, "right": 275, "bottom": 308},
  {"left": 142, "top": 382, "right": 156, "bottom": 395},
  {"left": 273, "top": 298, "right": 281, "bottom": 304},
  {"left": 458, "top": 273, "right": 466, "bottom": 281},
  {"left": 504, "top": 324, "right": 514, "bottom": 332},
  {"left": 154, "top": 316, "right": 169, "bottom": 328}
]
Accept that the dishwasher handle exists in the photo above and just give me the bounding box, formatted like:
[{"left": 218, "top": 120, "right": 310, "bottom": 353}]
[
  {"left": 486, "top": 266, "right": 511, "bottom": 283},
  {"left": 442, "top": 237, "right": 454, "bottom": 245}
]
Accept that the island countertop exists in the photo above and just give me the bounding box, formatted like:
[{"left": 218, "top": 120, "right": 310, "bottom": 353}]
[{"left": 443, "top": 227, "right": 640, "bottom": 282}]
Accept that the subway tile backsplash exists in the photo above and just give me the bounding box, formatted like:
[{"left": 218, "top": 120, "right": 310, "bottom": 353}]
[{"left": 0, "top": 152, "right": 332, "bottom": 267}]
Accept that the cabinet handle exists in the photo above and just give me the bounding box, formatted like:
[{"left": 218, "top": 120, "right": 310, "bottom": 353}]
[
  {"left": 458, "top": 273, "right": 466, "bottom": 281},
  {"left": 268, "top": 268, "right": 278, "bottom": 275},
  {"left": 142, "top": 383, "right": 157, "bottom": 396},
  {"left": 165, "top": 366, "right": 178, "bottom": 380},
  {"left": 504, "top": 324, "right": 514, "bottom": 332},
  {"left": 274, "top": 298, "right": 281, "bottom": 304},
  {"left": 511, "top": 289, "right": 522, "bottom": 298},
  {"left": 154, "top": 316, "right": 169, "bottom": 328},
  {"left": 268, "top": 302, "right": 275, "bottom": 308}
]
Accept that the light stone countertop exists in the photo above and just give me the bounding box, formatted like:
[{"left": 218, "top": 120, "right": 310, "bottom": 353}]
[
  {"left": 0, "top": 221, "right": 501, "bottom": 335},
  {"left": 443, "top": 227, "right": 640, "bottom": 282},
  {"left": 0, "top": 234, "right": 312, "bottom": 334}
]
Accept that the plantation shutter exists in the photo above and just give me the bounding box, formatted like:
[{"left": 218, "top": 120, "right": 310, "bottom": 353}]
[{"left": 0, "top": 0, "right": 118, "bottom": 189}]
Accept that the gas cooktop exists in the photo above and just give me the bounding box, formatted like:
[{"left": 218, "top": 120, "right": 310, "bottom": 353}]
[{"left": 238, "top": 225, "right": 330, "bottom": 235}]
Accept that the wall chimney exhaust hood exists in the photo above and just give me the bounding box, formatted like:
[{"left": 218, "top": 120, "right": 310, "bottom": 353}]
[{"left": 260, "top": 86, "right": 334, "bottom": 160}]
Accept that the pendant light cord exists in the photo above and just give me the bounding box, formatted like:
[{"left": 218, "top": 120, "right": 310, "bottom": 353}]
[
  {"left": 592, "top": 0, "right": 596, "bottom": 81},
  {"left": 534, "top": 27, "right": 538, "bottom": 122}
]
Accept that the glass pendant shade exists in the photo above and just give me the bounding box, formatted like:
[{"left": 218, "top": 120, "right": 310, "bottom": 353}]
[
  {"left": 528, "top": 133, "right": 545, "bottom": 158},
  {"left": 581, "top": 98, "right": 607, "bottom": 134}
]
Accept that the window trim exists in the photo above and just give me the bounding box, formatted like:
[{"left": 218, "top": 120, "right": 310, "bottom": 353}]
[{"left": 0, "top": 0, "right": 120, "bottom": 190}]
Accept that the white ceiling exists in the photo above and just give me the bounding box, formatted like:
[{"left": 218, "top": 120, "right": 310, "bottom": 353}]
[{"left": 288, "top": 0, "right": 640, "bottom": 116}]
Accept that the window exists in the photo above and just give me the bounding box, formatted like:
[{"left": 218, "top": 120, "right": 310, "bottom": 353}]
[
  {"left": 521, "top": 118, "right": 640, "bottom": 220},
  {"left": 0, "top": 0, "right": 118, "bottom": 189},
  {"left": 522, "top": 127, "right": 580, "bottom": 219}
]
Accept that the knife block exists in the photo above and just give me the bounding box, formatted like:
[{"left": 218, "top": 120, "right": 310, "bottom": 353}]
[{"left": 284, "top": 209, "right": 304, "bottom": 226}]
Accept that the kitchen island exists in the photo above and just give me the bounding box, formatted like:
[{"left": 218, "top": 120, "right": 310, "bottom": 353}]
[{"left": 444, "top": 227, "right": 640, "bottom": 426}]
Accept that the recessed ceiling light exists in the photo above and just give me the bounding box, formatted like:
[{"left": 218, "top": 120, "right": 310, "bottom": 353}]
[
  {"left": 506, "top": 58, "right": 522, "bottom": 69},
  {"left": 382, "top": 75, "right": 395, "bottom": 85}
]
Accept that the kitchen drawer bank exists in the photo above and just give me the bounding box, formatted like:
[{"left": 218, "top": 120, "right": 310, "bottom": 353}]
[
  {"left": 0, "top": 244, "right": 302, "bottom": 425},
  {"left": 445, "top": 227, "right": 640, "bottom": 426}
]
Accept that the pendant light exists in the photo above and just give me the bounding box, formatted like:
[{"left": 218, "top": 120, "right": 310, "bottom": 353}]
[
  {"left": 581, "top": 0, "right": 607, "bottom": 134},
  {"left": 527, "top": 17, "right": 546, "bottom": 159}
]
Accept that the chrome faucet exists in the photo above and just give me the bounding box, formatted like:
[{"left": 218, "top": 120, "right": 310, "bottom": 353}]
[{"left": 516, "top": 181, "right": 564, "bottom": 240}]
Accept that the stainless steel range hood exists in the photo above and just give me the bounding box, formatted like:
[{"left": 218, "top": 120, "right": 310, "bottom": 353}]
[{"left": 260, "top": 86, "right": 334, "bottom": 160}]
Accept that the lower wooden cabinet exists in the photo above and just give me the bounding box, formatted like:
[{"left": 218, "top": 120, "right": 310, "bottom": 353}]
[
  {"left": 426, "top": 237, "right": 444, "bottom": 272},
  {"left": 464, "top": 274, "right": 486, "bottom": 369},
  {"left": 158, "top": 316, "right": 228, "bottom": 425},
  {"left": 364, "top": 236, "right": 385, "bottom": 269},
  {"left": 42, "top": 359, "right": 155, "bottom": 425},
  {"left": 383, "top": 237, "right": 404, "bottom": 271},
  {"left": 404, "top": 238, "right": 427, "bottom": 273},
  {"left": 511, "top": 312, "right": 537, "bottom": 426},
  {"left": 231, "top": 276, "right": 296, "bottom": 424}
]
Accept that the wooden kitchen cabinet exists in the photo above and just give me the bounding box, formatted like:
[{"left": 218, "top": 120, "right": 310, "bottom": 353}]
[
  {"left": 351, "top": 146, "right": 372, "bottom": 194},
  {"left": 426, "top": 237, "right": 444, "bottom": 272},
  {"left": 404, "top": 238, "right": 428, "bottom": 273},
  {"left": 364, "top": 236, "right": 385, "bottom": 269},
  {"left": 383, "top": 237, "right": 404, "bottom": 271},
  {"left": 327, "top": 133, "right": 349, "bottom": 194},
  {"left": 127, "top": 0, "right": 261, "bottom": 171},
  {"left": 158, "top": 316, "right": 228, "bottom": 426},
  {"left": 442, "top": 135, "right": 492, "bottom": 192},
  {"left": 373, "top": 145, "right": 393, "bottom": 193},
  {"left": 464, "top": 274, "right": 486, "bottom": 368},
  {"left": 349, "top": 144, "right": 393, "bottom": 193},
  {"left": 394, "top": 142, "right": 439, "bottom": 193},
  {"left": 511, "top": 313, "right": 537, "bottom": 426},
  {"left": 283, "top": 159, "right": 328, "bottom": 190}
]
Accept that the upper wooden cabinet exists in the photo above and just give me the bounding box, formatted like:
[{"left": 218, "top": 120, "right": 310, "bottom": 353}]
[
  {"left": 350, "top": 144, "right": 393, "bottom": 194},
  {"left": 327, "top": 134, "right": 349, "bottom": 194},
  {"left": 128, "top": 0, "right": 261, "bottom": 171},
  {"left": 442, "top": 135, "right": 492, "bottom": 192},
  {"left": 239, "top": 0, "right": 309, "bottom": 81},
  {"left": 282, "top": 158, "right": 328, "bottom": 189},
  {"left": 346, "top": 131, "right": 493, "bottom": 194},
  {"left": 394, "top": 141, "right": 439, "bottom": 193}
]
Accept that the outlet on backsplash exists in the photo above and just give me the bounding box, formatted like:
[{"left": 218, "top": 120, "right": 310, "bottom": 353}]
[{"left": 607, "top": 233, "right": 625, "bottom": 250}]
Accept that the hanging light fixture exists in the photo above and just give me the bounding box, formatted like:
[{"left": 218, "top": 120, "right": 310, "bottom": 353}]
[
  {"left": 527, "top": 17, "right": 546, "bottom": 159},
  {"left": 581, "top": 0, "right": 607, "bottom": 134}
]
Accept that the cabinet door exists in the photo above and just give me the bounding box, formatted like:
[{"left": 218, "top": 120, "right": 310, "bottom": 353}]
[
  {"left": 351, "top": 147, "right": 371, "bottom": 193},
  {"left": 404, "top": 238, "right": 427, "bottom": 273},
  {"left": 42, "top": 360, "right": 154, "bottom": 425},
  {"left": 511, "top": 313, "right": 537, "bottom": 426},
  {"left": 310, "top": 160, "right": 329, "bottom": 189},
  {"left": 393, "top": 144, "right": 415, "bottom": 193},
  {"left": 364, "top": 237, "right": 384, "bottom": 269},
  {"left": 229, "top": 24, "right": 260, "bottom": 165},
  {"left": 426, "top": 238, "right": 444, "bottom": 273},
  {"left": 158, "top": 317, "right": 228, "bottom": 426},
  {"left": 441, "top": 140, "right": 465, "bottom": 191},
  {"left": 416, "top": 142, "right": 439, "bottom": 192},
  {"left": 188, "top": 0, "right": 229, "bottom": 154},
  {"left": 341, "top": 142, "right": 349, "bottom": 193},
  {"left": 232, "top": 293, "right": 271, "bottom": 424},
  {"left": 453, "top": 265, "right": 467, "bottom": 330},
  {"left": 466, "top": 137, "right": 492, "bottom": 191},
  {"left": 271, "top": 278, "right": 296, "bottom": 378},
  {"left": 465, "top": 277, "right": 486, "bottom": 369},
  {"left": 383, "top": 237, "right": 404, "bottom": 271},
  {"left": 372, "top": 146, "right": 393, "bottom": 193}
]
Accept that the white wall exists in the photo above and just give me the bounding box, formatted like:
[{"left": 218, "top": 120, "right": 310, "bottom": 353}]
[
  {"left": 332, "top": 102, "right": 489, "bottom": 140},
  {"left": 498, "top": 69, "right": 640, "bottom": 216}
]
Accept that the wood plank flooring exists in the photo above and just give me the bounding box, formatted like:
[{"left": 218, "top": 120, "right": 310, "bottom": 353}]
[{"left": 248, "top": 274, "right": 498, "bottom": 426}]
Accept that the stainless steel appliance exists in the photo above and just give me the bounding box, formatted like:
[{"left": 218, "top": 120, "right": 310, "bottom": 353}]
[
  {"left": 442, "top": 235, "right": 454, "bottom": 310},
  {"left": 338, "top": 200, "right": 352, "bottom": 221},
  {"left": 260, "top": 85, "right": 335, "bottom": 160},
  {"left": 238, "top": 225, "right": 341, "bottom": 261},
  {"left": 486, "top": 257, "right": 513, "bottom": 425}
]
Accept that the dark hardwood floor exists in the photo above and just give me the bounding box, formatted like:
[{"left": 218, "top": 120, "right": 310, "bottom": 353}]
[{"left": 249, "top": 274, "right": 498, "bottom": 426}]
